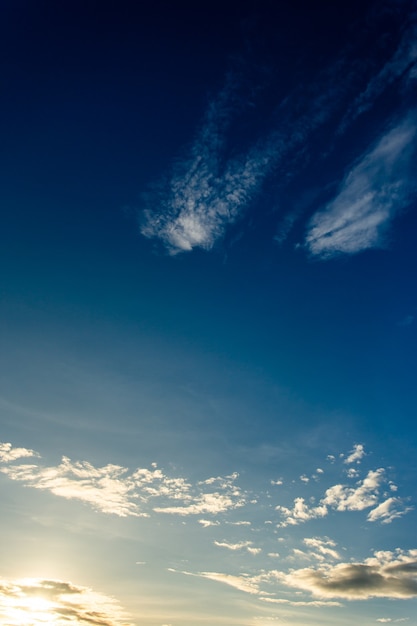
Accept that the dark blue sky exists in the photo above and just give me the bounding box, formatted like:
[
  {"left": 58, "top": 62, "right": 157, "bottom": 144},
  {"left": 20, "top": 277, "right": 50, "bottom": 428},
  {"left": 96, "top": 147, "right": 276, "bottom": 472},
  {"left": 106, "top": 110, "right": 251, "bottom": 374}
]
[{"left": 1, "top": 2, "right": 417, "bottom": 625}]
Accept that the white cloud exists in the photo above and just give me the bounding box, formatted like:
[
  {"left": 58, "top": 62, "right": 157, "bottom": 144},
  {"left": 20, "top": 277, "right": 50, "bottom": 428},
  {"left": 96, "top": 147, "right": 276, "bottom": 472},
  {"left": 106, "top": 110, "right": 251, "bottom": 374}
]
[
  {"left": 344, "top": 444, "right": 366, "bottom": 464},
  {"left": 175, "top": 569, "right": 340, "bottom": 605},
  {"left": 276, "top": 465, "right": 412, "bottom": 527},
  {"left": 303, "top": 537, "right": 340, "bottom": 561},
  {"left": 0, "top": 441, "right": 246, "bottom": 519},
  {"left": 1, "top": 455, "right": 143, "bottom": 517},
  {"left": 214, "top": 540, "right": 257, "bottom": 553},
  {"left": 323, "top": 468, "right": 384, "bottom": 512},
  {"left": 306, "top": 114, "right": 417, "bottom": 258},
  {"left": 278, "top": 549, "right": 417, "bottom": 599},
  {"left": 0, "top": 577, "right": 132, "bottom": 625},
  {"left": 0, "top": 442, "right": 39, "bottom": 463},
  {"left": 198, "top": 519, "right": 220, "bottom": 528},
  {"left": 140, "top": 75, "right": 278, "bottom": 254},
  {"left": 367, "top": 497, "right": 413, "bottom": 524},
  {"left": 276, "top": 497, "right": 328, "bottom": 527}
]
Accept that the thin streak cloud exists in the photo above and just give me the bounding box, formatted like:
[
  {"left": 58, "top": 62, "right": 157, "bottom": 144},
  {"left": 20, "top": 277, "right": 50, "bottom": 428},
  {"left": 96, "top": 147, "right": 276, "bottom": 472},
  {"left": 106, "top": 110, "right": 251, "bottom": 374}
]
[{"left": 305, "top": 113, "right": 417, "bottom": 258}]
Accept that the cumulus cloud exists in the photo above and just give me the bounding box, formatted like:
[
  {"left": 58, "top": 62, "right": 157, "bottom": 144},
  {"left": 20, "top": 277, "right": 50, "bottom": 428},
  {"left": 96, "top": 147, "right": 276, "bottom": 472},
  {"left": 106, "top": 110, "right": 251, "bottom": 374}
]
[
  {"left": 0, "top": 442, "right": 39, "bottom": 463},
  {"left": 306, "top": 114, "right": 417, "bottom": 257},
  {"left": 323, "top": 468, "right": 385, "bottom": 512},
  {"left": 276, "top": 498, "right": 328, "bottom": 527},
  {"left": 0, "top": 441, "right": 246, "bottom": 518},
  {"left": 344, "top": 444, "right": 366, "bottom": 464},
  {"left": 276, "top": 466, "right": 412, "bottom": 527},
  {"left": 278, "top": 549, "right": 417, "bottom": 599},
  {"left": 0, "top": 577, "right": 132, "bottom": 625}
]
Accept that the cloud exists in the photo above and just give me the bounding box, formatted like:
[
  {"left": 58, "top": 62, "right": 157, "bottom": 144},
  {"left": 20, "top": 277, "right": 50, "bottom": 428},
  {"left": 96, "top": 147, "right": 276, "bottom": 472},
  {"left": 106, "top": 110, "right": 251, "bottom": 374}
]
[
  {"left": 306, "top": 114, "right": 417, "bottom": 258},
  {"left": 139, "top": 30, "right": 381, "bottom": 256},
  {"left": 276, "top": 466, "right": 412, "bottom": 527},
  {"left": 339, "top": 9, "right": 417, "bottom": 132},
  {"left": 214, "top": 540, "right": 261, "bottom": 555},
  {"left": 276, "top": 498, "right": 328, "bottom": 527},
  {"left": 366, "top": 497, "right": 413, "bottom": 524},
  {"left": 140, "top": 74, "right": 278, "bottom": 254},
  {"left": 278, "top": 549, "right": 417, "bottom": 599},
  {"left": 174, "top": 569, "right": 340, "bottom": 606},
  {"left": 0, "top": 442, "right": 39, "bottom": 463},
  {"left": 303, "top": 537, "right": 340, "bottom": 561},
  {"left": 0, "top": 441, "right": 246, "bottom": 519},
  {"left": 323, "top": 468, "right": 385, "bottom": 512},
  {"left": 0, "top": 577, "right": 132, "bottom": 625},
  {"left": 344, "top": 444, "right": 366, "bottom": 464},
  {"left": 1, "top": 455, "right": 146, "bottom": 518},
  {"left": 198, "top": 519, "right": 220, "bottom": 528}
]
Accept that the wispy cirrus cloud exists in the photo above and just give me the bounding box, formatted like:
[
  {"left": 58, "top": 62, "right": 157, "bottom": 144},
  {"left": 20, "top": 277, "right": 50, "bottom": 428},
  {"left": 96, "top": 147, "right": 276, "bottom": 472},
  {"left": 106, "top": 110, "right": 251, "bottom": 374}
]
[
  {"left": 306, "top": 113, "right": 417, "bottom": 258},
  {"left": 0, "top": 441, "right": 246, "bottom": 518},
  {"left": 140, "top": 74, "right": 277, "bottom": 254},
  {"left": 140, "top": 3, "right": 417, "bottom": 256},
  {"left": 0, "top": 577, "right": 132, "bottom": 626},
  {"left": 339, "top": 7, "right": 417, "bottom": 132}
]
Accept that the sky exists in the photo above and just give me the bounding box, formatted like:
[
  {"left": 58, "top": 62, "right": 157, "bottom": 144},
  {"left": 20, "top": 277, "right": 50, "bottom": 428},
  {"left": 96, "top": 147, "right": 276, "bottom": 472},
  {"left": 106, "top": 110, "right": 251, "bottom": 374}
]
[{"left": 1, "top": 0, "right": 417, "bottom": 624}]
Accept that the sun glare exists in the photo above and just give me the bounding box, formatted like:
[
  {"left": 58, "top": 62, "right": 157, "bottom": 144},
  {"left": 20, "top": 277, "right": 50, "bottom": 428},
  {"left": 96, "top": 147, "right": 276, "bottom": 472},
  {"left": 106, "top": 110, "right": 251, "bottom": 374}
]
[{"left": 1, "top": 589, "right": 56, "bottom": 625}]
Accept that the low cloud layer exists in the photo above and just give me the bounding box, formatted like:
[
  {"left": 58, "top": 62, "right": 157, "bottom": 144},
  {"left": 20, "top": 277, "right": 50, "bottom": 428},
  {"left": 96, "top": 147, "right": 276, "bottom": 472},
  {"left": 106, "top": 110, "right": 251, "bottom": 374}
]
[
  {"left": 175, "top": 547, "right": 417, "bottom": 603},
  {"left": 0, "top": 578, "right": 132, "bottom": 625},
  {"left": 280, "top": 549, "right": 417, "bottom": 599}
]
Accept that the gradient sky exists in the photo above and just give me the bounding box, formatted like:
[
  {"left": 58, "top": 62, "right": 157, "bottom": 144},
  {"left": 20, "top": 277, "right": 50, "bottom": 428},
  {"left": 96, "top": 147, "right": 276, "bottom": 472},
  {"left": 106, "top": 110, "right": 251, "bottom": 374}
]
[{"left": 1, "top": 1, "right": 417, "bottom": 625}]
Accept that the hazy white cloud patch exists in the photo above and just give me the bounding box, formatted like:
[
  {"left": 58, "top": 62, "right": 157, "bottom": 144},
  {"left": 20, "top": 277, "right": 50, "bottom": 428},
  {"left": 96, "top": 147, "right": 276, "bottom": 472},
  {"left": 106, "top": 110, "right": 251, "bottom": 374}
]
[
  {"left": 276, "top": 498, "right": 328, "bottom": 527},
  {"left": 323, "top": 468, "right": 385, "bottom": 513},
  {"left": 198, "top": 519, "right": 220, "bottom": 528},
  {"left": 278, "top": 549, "right": 417, "bottom": 599},
  {"left": 0, "top": 578, "right": 132, "bottom": 626},
  {"left": 344, "top": 443, "right": 366, "bottom": 464},
  {"left": 0, "top": 442, "right": 39, "bottom": 463},
  {"left": 214, "top": 540, "right": 261, "bottom": 555},
  {"left": 1, "top": 455, "right": 146, "bottom": 517},
  {"left": 0, "top": 441, "right": 247, "bottom": 518},
  {"left": 275, "top": 461, "right": 412, "bottom": 527},
  {"left": 153, "top": 472, "right": 246, "bottom": 516},
  {"left": 366, "top": 497, "right": 413, "bottom": 524},
  {"left": 140, "top": 75, "right": 279, "bottom": 254},
  {"left": 303, "top": 537, "right": 340, "bottom": 561},
  {"left": 306, "top": 114, "right": 417, "bottom": 258}
]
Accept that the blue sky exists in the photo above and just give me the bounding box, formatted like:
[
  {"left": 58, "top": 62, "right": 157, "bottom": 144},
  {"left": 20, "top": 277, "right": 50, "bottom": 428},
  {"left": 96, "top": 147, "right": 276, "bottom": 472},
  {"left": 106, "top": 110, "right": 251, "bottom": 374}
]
[{"left": 1, "top": 1, "right": 417, "bottom": 624}]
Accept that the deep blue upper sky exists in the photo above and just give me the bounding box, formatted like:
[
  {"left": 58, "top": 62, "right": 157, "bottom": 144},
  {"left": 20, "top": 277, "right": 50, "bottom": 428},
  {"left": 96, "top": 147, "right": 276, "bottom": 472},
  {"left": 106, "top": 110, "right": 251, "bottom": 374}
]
[{"left": 1, "top": 2, "right": 417, "bottom": 625}]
